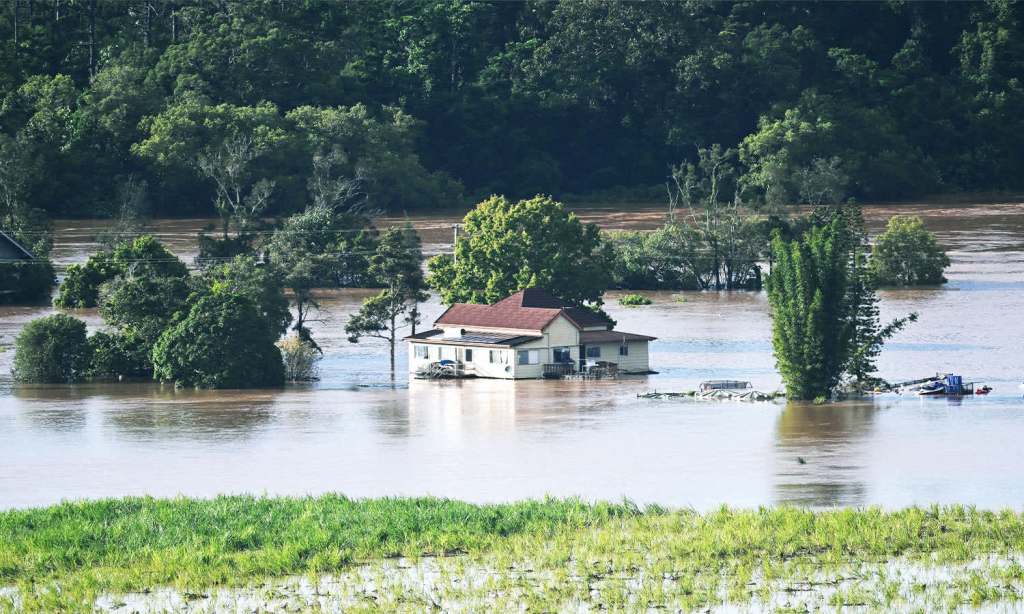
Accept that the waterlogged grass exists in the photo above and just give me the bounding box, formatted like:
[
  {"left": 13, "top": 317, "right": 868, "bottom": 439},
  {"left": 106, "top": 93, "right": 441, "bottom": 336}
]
[{"left": 1, "top": 496, "right": 1024, "bottom": 611}]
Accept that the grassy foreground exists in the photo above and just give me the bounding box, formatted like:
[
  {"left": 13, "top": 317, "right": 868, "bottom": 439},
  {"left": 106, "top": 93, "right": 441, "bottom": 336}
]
[{"left": 2, "top": 496, "right": 1024, "bottom": 611}]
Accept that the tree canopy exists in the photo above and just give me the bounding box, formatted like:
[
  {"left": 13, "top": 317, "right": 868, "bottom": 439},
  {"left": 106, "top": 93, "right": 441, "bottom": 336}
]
[
  {"left": 12, "top": 313, "right": 90, "bottom": 383},
  {"left": 151, "top": 291, "right": 285, "bottom": 389},
  {"left": 870, "top": 216, "right": 951, "bottom": 286},
  {"left": 1, "top": 1, "right": 1022, "bottom": 221},
  {"left": 427, "top": 195, "right": 613, "bottom": 306},
  {"left": 766, "top": 208, "right": 916, "bottom": 399}
]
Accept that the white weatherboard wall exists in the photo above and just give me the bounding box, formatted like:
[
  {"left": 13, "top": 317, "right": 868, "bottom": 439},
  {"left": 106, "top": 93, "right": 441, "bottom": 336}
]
[
  {"left": 512, "top": 315, "right": 580, "bottom": 379},
  {"left": 408, "top": 343, "right": 517, "bottom": 379},
  {"left": 585, "top": 341, "right": 650, "bottom": 373}
]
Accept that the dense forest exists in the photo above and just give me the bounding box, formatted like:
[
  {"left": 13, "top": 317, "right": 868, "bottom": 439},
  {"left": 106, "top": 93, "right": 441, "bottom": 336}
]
[{"left": 1, "top": 0, "right": 1023, "bottom": 220}]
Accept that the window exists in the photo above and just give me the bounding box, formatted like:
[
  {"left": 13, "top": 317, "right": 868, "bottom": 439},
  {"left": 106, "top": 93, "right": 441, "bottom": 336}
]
[
  {"left": 489, "top": 349, "right": 505, "bottom": 364},
  {"left": 464, "top": 349, "right": 473, "bottom": 363},
  {"left": 414, "top": 345, "right": 429, "bottom": 359},
  {"left": 552, "top": 347, "right": 572, "bottom": 363},
  {"left": 619, "top": 344, "right": 629, "bottom": 356},
  {"left": 586, "top": 346, "right": 601, "bottom": 359},
  {"left": 517, "top": 350, "right": 540, "bottom": 365}
]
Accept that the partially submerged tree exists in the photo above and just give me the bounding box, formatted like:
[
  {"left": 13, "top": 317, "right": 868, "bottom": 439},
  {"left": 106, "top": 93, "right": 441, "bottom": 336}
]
[
  {"left": 197, "top": 135, "right": 275, "bottom": 240},
  {"left": 97, "top": 175, "right": 150, "bottom": 248},
  {"left": 845, "top": 250, "right": 918, "bottom": 389},
  {"left": 99, "top": 274, "right": 190, "bottom": 350},
  {"left": 427, "top": 195, "right": 613, "bottom": 306},
  {"left": 767, "top": 216, "right": 854, "bottom": 400},
  {"left": 667, "top": 145, "right": 762, "bottom": 290},
  {"left": 870, "top": 215, "right": 950, "bottom": 286},
  {"left": 201, "top": 256, "right": 292, "bottom": 338},
  {"left": 346, "top": 225, "right": 427, "bottom": 373},
  {"left": 277, "top": 335, "right": 320, "bottom": 382},
  {"left": 55, "top": 235, "right": 187, "bottom": 308},
  {"left": 12, "top": 314, "right": 90, "bottom": 383},
  {"left": 152, "top": 292, "right": 285, "bottom": 389},
  {"left": 767, "top": 207, "right": 917, "bottom": 399}
]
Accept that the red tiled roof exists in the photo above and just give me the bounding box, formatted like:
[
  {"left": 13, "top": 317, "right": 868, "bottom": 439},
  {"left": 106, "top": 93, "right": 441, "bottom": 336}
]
[
  {"left": 435, "top": 288, "right": 611, "bottom": 332},
  {"left": 435, "top": 303, "right": 561, "bottom": 331}
]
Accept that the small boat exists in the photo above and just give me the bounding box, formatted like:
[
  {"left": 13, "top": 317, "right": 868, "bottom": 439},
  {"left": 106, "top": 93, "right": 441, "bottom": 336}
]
[
  {"left": 976, "top": 385, "right": 993, "bottom": 395},
  {"left": 699, "top": 380, "right": 753, "bottom": 394},
  {"left": 917, "top": 380, "right": 946, "bottom": 396}
]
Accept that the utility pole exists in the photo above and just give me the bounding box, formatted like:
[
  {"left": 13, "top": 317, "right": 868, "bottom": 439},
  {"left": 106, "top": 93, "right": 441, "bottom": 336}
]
[{"left": 452, "top": 224, "right": 459, "bottom": 265}]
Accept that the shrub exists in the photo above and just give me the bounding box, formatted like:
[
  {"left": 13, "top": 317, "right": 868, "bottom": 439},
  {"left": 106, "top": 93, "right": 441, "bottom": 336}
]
[
  {"left": 277, "top": 335, "right": 320, "bottom": 381},
  {"left": 98, "top": 275, "right": 191, "bottom": 343},
  {"left": 201, "top": 256, "right": 292, "bottom": 337},
  {"left": 619, "top": 293, "right": 653, "bottom": 306},
  {"left": 54, "top": 255, "right": 118, "bottom": 308},
  {"left": 86, "top": 331, "right": 151, "bottom": 379},
  {"left": 12, "top": 314, "right": 89, "bottom": 383},
  {"left": 870, "top": 216, "right": 950, "bottom": 286},
  {"left": 606, "top": 228, "right": 704, "bottom": 290},
  {"left": 152, "top": 292, "right": 285, "bottom": 389},
  {"left": 54, "top": 236, "right": 188, "bottom": 308}
]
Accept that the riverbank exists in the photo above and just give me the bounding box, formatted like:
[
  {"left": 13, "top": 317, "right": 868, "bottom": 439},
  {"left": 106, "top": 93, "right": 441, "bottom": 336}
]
[{"left": 3, "top": 495, "right": 1024, "bottom": 611}]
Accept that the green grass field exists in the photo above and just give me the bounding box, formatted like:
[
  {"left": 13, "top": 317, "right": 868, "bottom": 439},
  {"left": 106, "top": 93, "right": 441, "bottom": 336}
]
[{"left": 2, "top": 496, "right": 1024, "bottom": 611}]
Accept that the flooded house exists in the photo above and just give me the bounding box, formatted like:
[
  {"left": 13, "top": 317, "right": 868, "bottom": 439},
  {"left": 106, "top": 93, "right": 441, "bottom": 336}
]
[{"left": 405, "top": 288, "right": 655, "bottom": 379}]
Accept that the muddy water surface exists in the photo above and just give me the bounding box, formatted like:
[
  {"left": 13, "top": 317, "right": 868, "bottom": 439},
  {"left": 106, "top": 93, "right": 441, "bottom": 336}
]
[{"left": 2, "top": 202, "right": 1023, "bottom": 509}]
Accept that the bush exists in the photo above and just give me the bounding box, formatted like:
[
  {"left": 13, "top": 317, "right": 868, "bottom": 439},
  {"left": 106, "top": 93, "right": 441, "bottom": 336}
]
[
  {"left": 54, "top": 236, "right": 188, "bottom": 308},
  {"left": 619, "top": 293, "right": 653, "bottom": 306},
  {"left": 870, "top": 216, "right": 950, "bottom": 286},
  {"left": 277, "top": 335, "right": 320, "bottom": 381},
  {"left": 152, "top": 292, "right": 285, "bottom": 389},
  {"left": 201, "top": 256, "right": 292, "bottom": 337},
  {"left": 606, "top": 228, "right": 704, "bottom": 290},
  {"left": 86, "top": 331, "right": 151, "bottom": 379},
  {"left": 12, "top": 314, "right": 89, "bottom": 383},
  {"left": 54, "top": 256, "right": 117, "bottom": 308},
  {"left": 98, "top": 275, "right": 191, "bottom": 343}
]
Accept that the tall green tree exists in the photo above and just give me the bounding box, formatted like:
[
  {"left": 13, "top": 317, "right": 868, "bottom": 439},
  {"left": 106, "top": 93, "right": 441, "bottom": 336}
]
[
  {"left": 427, "top": 195, "right": 613, "bottom": 306},
  {"left": 267, "top": 200, "right": 378, "bottom": 351},
  {"left": 767, "top": 208, "right": 916, "bottom": 399},
  {"left": 766, "top": 215, "right": 855, "bottom": 400},
  {"left": 346, "top": 225, "right": 427, "bottom": 374}
]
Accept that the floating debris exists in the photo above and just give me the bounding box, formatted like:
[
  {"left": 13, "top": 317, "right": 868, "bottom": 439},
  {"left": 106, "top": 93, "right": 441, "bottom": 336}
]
[{"left": 639, "top": 389, "right": 784, "bottom": 402}]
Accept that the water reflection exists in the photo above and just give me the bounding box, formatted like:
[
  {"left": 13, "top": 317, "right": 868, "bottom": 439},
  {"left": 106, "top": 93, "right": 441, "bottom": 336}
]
[
  {"left": 773, "top": 401, "right": 879, "bottom": 507},
  {"left": 105, "top": 401, "right": 277, "bottom": 443}
]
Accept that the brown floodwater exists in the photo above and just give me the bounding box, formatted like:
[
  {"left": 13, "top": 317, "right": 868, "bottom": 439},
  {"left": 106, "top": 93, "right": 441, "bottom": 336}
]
[{"left": 2, "top": 201, "right": 1024, "bottom": 510}]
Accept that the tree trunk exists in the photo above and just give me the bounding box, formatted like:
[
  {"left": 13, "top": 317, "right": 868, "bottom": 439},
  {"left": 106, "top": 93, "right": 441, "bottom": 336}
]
[
  {"left": 87, "top": 0, "right": 97, "bottom": 77},
  {"left": 12, "top": 0, "right": 19, "bottom": 50},
  {"left": 388, "top": 313, "right": 396, "bottom": 375},
  {"left": 143, "top": 0, "right": 151, "bottom": 47}
]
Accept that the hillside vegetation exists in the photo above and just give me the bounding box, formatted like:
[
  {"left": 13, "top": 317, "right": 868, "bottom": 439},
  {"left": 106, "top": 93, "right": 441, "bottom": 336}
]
[{"left": 1, "top": 1, "right": 1022, "bottom": 219}]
